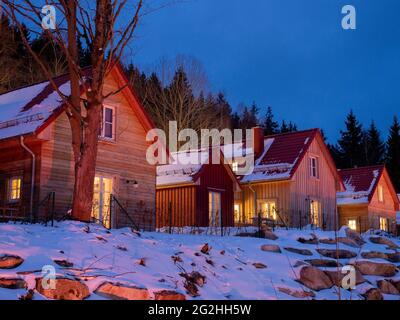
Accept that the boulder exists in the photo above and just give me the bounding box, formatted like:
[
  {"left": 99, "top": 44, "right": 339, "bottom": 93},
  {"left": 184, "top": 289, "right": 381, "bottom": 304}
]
[
  {"left": 304, "top": 259, "right": 342, "bottom": 268},
  {"left": 95, "top": 282, "right": 150, "bottom": 300},
  {"left": 363, "top": 288, "right": 383, "bottom": 300},
  {"left": 297, "top": 266, "right": 334, "bottom": 291},
  {"left": 0, "top": 278, "right": 27, "bottom": 289},
  {"left": 345, "top": 228, "right": 366, "bottom": 246},
  {"left": 53, "top": 259, "right": 74, "bottom": 268},
  {"left": 154, "top": 290, "right": 186, "bottom": 300},
  {"left": 316, "top": 249, "right": 357, "bottom": 259},
  {"left": 260, "top": 244, "right": 281, "bottom": 253},
  {"left": 369, "top": 237, "right": 399, "bottom": 249},
  {"left": 355, "top": 261, "right": 397, "bottom": 277},
  {"left": 324, "top": 269, "right": 365, "bottom": 287},
  {"left": 337, "top": 237, "right": 360, "bottom": 248},
  {"left": 284, "top": 247, "right": 313, "bottom": 256},
  {"left": 319, "top": 238, "right": 336, "bottom": 245},
  {"left": 377, "top": 280, "right": 400, "bottom": 295},
  {"left": 253, "top": 262, "right": 267, "bottom": 269},
  {"left": 277, "top": 287, "right": 315, "bottom": 299},
  {"left": 0, "top": 254, "right": 24, "bottom": 269},
  {"left": 297, "top": 234, "right": 318, "bottom": 245},
  {"left": 387, "top": 253, "right": 400, "bottom": 263},
  {"left": 36, "top": 277, "right": 90, "bottom": 300},
  {"left": 361, "top": 251, "right": 388, "bottom": 260},
  {"left": 263, "top": 230, "right": 278, "bottom": 241},
  {"left": 293, "top": 260, "right": 309, "bottom": 268}
]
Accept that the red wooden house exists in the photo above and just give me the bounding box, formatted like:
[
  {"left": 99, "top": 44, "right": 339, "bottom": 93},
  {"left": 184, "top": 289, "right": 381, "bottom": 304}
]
[
  {"left": 156, "top": 149, "right": 241, "bottom": 229},
  {"left": 0, "top": 62, "right": 156, "bottom": 229},
  {"left": 337, "top": 165, "right": 400, "bottom": 233}
]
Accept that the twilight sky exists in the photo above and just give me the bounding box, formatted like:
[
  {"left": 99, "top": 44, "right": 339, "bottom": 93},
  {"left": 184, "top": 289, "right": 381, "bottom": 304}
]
[{"left": 129, "top": 0, "right": 400, "bottom": 142}]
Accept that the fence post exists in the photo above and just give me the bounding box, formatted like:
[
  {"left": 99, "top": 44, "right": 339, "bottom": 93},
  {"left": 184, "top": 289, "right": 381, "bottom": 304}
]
[
  {"left": 168, "top": 202, "right": 172, "bottom": 234},
  {"left": 220, "top": 210, "right": 223, "bottom": 237}
]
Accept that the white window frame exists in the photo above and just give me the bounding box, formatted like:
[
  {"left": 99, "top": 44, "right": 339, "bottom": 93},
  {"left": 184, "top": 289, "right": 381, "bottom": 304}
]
[
  {"left": 100, "top": 105, "right": 116, "bottom": 141},
  {"left": 8, "top": 176, "right": 22, "bottom": 203},
  {"left": 377, "top": 185, "right": 384, "bottom": 203},
  {"left": 257, "top": 199, "right": 277, "bottom": 220},
  {"left": 310, "top": 156, "right": 319, "bottom": 178}
]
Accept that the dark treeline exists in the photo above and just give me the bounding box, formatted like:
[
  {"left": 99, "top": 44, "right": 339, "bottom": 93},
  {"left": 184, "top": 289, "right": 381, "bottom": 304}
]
[{"left": 1, "top": 14, "right": 399, "bottom": 191}]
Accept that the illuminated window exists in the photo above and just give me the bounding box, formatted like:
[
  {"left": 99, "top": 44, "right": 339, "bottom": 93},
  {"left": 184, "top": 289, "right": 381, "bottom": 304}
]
[
  {"left": 258, "top": 201, "right": 277, "bottom": 220},
  {"left": 378, "top": 185, "right": 384, "bottom": 203},
  {"left": 348, "top": 219, "right": 357, "bottom": 231},
  {"left": 232, "top": 161, "right": 239, "bottom": 173},
  {"left": 379, "top": 217, "right": 388, "bottom": 232},
  {"left": 310, "top": 200, "right": 321, "bottom": 227},
  {"left": 310, "top": 157, "right": 319, "bottom": 178},
  {"left": 234, "top": 203, "right": 241, "bottom": 223},
  {"left": 101, "top": 106, "right": 116, "bottom": 140},
  {"left": 8, "top": 177, "right": 22, "bottom": 202}
]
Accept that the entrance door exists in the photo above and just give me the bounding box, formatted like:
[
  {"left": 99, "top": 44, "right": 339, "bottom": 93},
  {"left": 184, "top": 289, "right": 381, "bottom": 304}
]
[
  {"left": 208, "top": 191, "right": 222, "bottom": 227},
  {"left": 92, "top": 176, "right": 113, "bottom": 229}
]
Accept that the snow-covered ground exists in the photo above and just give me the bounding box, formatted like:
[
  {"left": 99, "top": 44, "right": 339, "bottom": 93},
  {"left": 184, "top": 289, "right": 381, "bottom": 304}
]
[{"left": 0, "top": 221, "right": 399, "bottom": 300}]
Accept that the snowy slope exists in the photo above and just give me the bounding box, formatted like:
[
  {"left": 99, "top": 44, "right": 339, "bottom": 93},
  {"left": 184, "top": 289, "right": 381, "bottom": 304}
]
[{"left": 0, "top": 222, "right": 399, "bottom": 300}]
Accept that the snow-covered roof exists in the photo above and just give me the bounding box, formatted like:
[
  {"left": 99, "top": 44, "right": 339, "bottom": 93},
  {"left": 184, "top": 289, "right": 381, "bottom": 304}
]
[
  {"left": 156, "top": 149, "right": 211, "bottom": 187},
  {"left": 337, "top": 165, "right": 384, "bottom": 206},
  {"left": 223, "top": 129, "right": 319, "bottom": 183},
  {"left": 0, "top": 74, "right": 74, "bottom": 140}
]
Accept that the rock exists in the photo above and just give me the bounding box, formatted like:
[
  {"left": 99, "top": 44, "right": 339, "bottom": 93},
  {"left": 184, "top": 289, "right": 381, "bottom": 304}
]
[
  {"left": 355, "top": 261, "right": 397, "bottom": 277},
  {"left": 184, "top": 280, "right": 199, "bottom": 297},
  {"left": 263, "top": 230, "right": 278, "bottom": 240},
  {"left": 180, "top": 271, "right": 206, "bottom": 287},
  {"left": 0, "top": 278, "right": 27, "bottom": 289},
  {"left": 324, "top": 269, "right": 365, "bottom": 287},
  {"left": 293, "top": 260, "right": 309, "bottom": 268},
  {"left": 284, "top": 247, "right": 313, "bottom": 256},
  {"left": 36, "top": 277, "right": 90, "bottom": 300},
  {"left": 19, "top": 289, "right": 35, "bottom": 300},
  {"left": 261, "top": 244, "right": 281, "bottom": 253},
  {"left": 304, "top": 259, "right": 342, "bottom": 268},
  {"left": 345, "top": 228, "right": 365, "bottom": 246},
  {"left": 387, "top": 253, "right": 400, "bottom": 263},
  {"left": 390, "top": 280, "right": 400, "bottom": 292},
  {"left": 0, "top": 254, "right": 24, "bottom": 269},
  {"left": 377, "top": 280, "right": 400, "bottom": 295},
  {"left": 253, "top": 262, "right": 267, "bottom": 269},
  {"left": 53, "top": 259, "right": 74, "bottom": 268},
  {"left": 297, "top": 234, "right": 318, "bottom": 245},
  {"left": 338, "top": 237, "right": 360, "bottom": 248},
  {"left": 278, "top": 287, "right": 315, "bottom": 299},
  {"left": 361, "top": 251, "right": 388, "bottom": 260},
  {"left": 154, "top": 290, "right": 186, "bottom": 300},
  {"left": 316, "top": 249, "right": 357, "bottom": 259},
  {"left": 319, "top": 238, "right": 336, "bottom": 245},
  {"left": 369, "top": 237, "right": 399, "bottom": 249},
  {"left": 95, "top": 282, "right": 149, "bottom": 300},
  {"left": 201, "top": 243, "right": 211, "bottom": 254},
  {"left": 363, "top": 288, "right": 383, "bottom": 300},
  {"left": 298, "top": 266, "right": 334, "bottom": 291}
]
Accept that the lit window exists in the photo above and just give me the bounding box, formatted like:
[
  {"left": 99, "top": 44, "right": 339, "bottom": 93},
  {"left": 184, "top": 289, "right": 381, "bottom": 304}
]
[
  {"left": 101, "top": 106, "right": 115, "bottom": 140},
  {"left": 348, "top": 219, "right": 357, "bottom": 231},
  {"left": 379, "top": 217, "right": 388, "bottom": 232},
  {"left": 310, "top": 157, "right": 319, "bottom": 178},
  {"left": 378, "top": 185, "right": 384, "bottom": 203},
  {"left": 232, "top": 162, "right": 239, "bottom": 173},
  {"left": 259, "top": 201, "right": 277, "bottom": 220},
  {"left": 8, "top": 177, "right": 22, "bottom": 202},
  {"left": 310, "top": 200, "right": 321, "bottom": 227},
  {"left": 234, "top": 204, "right": 241, "bottom": 223}
]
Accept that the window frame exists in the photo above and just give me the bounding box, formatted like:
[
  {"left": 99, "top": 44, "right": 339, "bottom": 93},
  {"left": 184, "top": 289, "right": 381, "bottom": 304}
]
[
  {"left": 7, "top": 176, "right": 22, "bottom": 203},
  {"left": 379, "top": 217, "right": 388, "bottom": 232},
  {"left": 348, "top": 219, "right": 357, "bottom": 231},
  {"left": 310, "top": 199, "right": 321, "bottom": 227},
  {"left": 100, "top": 105, "right": 116, "bottom": 141},
  {"left": 309, "top": 156, "right": 319, "bottom": 179},
  {"left": 377, "top": 185, "right": 384, "bottom": 203},
  {"left": 232, "top": 161, "right": 239, "bottom": 173},
  {"left": 257, "top": 199, "right": 277, "bottom": 220}
]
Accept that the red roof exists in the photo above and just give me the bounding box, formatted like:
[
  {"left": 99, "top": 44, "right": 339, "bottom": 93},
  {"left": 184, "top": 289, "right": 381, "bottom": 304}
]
[
  {"left": 339, "top": 165, "right": 384, "bottom": 195},
  {"left": 258, "top": 129, "right": 318, "bottom": 177}
]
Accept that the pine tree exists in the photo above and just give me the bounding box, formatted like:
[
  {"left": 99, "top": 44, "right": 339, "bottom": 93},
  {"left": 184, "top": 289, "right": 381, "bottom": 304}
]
[
  {"left": 263, "top": 106, "right": 279, "bottom": 135},
  {"left": 365, "top": 121, "right": 385, "bottom": 165},
  {"left": 231, "top": 112, "right": 241, "bottom": 129},
  {"left": 280, "top": 120, "right": 289, "bottom": 133},
  {"left": 215, "top": 92, "right": 233, "bottom": 129},
  {"left": 336, "top": 110, "right": 366, "bottom": 168},
  {"left": 386, "top": 116, "right": 400, "bottom": 192},
  {"left": 288, "top": 121, "right": 298, "bottom": 132},
  {"left": 240, "top": 102, "right": 259, "bottom": 129}
]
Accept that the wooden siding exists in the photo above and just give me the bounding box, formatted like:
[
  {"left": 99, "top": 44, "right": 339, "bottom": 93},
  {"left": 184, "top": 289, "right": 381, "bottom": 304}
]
[
  {"left": 156, "top": 186, "right": 196, "bottom": 228},
  {"left": 240, "top": 135, "right": 339, "bottom": 230},
  {"left": 38, "top": 73, "right": 156, "bottom": 229}
]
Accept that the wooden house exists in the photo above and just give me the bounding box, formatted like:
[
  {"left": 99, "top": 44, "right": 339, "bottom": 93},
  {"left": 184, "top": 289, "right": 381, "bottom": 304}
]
[
  {"left": 156, "top": 149, "right": 241, "bottom": 229},
  {"left": 225, "top": 128, "right": 344, "bottom": 230},
  {"left": 0, "top": 62, "right": 156, "bottom": 230},
  {"left": 337, "top": 165, "right": 400, "bottom": 233}
]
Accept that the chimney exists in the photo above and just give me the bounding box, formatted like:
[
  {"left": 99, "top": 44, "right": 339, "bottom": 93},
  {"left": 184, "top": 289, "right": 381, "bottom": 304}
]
[{"left": 252, "top": 127, "right": 264, "bottom": 159}]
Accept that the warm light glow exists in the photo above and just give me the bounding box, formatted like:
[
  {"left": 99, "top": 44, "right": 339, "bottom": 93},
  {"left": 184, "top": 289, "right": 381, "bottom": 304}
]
[
  {"left": 378, "top": 185, "right": 384, "bottom": 203},
  {"left": 379, "top": 217, "right": 388, "bottom": 232},
  {"left": 260, "top": 201, "right": 277, "bottom": 220},
  {"left": 232, "top": 161, "right": 239, "bottom": 173},
  {"left": 9, "top": 177, "right": 21, "bottom": 201},
  {"left": 348, "top": 219, "right": 357, "bottom": 231},
  {"left": 310, "top": 200, "right": 320, "bottom": 226}
]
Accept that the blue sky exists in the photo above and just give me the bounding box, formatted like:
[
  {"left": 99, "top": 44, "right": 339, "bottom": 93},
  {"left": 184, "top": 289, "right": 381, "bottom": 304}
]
[{"left": 129, "top": 0, "right": 400, "bottom": 142}]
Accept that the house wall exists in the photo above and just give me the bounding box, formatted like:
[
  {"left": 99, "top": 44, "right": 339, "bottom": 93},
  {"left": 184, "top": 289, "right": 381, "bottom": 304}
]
[
  {"left": 338, "top": 204, "right": 369, "bottom": 232},
  {"left": 39, "top": 73, "right": 156, "bottom": 229},
  {"left": 240, "top": 136, "right": 339, "bottom": 230},
  {"left": 156, "top": 185, "right": 197, "bottom": 228}
]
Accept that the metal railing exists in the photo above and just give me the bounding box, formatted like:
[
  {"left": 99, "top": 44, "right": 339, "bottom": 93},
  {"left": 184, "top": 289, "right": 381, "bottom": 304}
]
[
  {"left": 38, "top": 192, "right": 56, "bottom": 226},
  {"left": 110, "top": 194, "right": 140, "bottom": 231}
]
